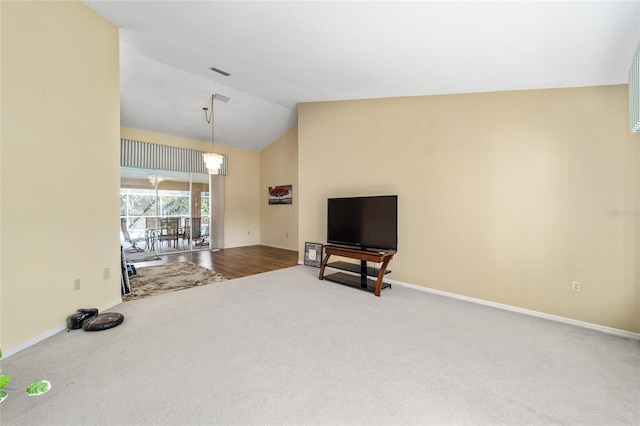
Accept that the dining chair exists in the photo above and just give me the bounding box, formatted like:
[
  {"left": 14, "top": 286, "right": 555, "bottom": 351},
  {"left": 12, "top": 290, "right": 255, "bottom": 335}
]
[
  {"left": 120, "top": 218, "right": 146, "bottom": 252},
  {"left": 158, "top": 217, "right": 181, "bottom": 249},
  {"left": 144, "top": 217, "right": 158, "bottom": 250}
]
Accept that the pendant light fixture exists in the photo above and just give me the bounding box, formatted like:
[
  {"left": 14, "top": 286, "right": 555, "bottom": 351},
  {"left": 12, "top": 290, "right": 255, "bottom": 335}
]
[
  {"left": 202, "top": 94, "right": 227, "bottom": 175},
  {"left": 148, "top": 174, "right": 164, "bottom": 186}
]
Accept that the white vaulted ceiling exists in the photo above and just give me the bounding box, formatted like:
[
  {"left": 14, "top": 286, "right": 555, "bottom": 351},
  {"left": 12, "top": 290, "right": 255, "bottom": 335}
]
[{"left": 84, "top": 1, "right": 640, "bottom": 151}]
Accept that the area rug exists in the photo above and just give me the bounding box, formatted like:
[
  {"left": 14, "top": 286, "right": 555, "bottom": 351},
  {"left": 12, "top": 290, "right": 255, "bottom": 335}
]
[{"left": 124, "top": 261, "right": 229, "bottom": 301}]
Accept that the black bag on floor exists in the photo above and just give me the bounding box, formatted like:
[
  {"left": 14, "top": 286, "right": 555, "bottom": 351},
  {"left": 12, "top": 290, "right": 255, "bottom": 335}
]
[
  {"left": 67, "top": 308, "right": 98, "bottom": 330},
  {"left": 67, "top": 308, "right": 124, "bottom": 331}
]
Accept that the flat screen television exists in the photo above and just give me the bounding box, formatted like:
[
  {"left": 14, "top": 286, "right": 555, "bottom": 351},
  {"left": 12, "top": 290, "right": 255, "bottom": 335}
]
[{"left": 327, "top": 195, "right": 398, "bottom": 251}]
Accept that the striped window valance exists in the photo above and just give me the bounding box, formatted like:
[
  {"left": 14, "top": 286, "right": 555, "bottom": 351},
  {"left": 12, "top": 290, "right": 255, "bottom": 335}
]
[{"left": 120, "top": 139, "right": 228, "bottom": 176}]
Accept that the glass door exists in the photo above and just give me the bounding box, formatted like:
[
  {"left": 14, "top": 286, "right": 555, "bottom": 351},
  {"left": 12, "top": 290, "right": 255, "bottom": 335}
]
[
  {"left": 189, "top": 173, "right": 210, "bottom": 250},
  {"left": 120, "top": 168, "right": 160, "bottom": 261},
  {"left": 120, "top": 167, "right": 210, "bottom": 258},
  {"left": 154, "top": 170, "right": 189, "bottom": 255}
]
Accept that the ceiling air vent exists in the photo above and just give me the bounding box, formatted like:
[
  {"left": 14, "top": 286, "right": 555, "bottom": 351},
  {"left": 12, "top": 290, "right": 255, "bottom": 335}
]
[{"left": 209, "top": 66, "right": 231, "bottom": 77}]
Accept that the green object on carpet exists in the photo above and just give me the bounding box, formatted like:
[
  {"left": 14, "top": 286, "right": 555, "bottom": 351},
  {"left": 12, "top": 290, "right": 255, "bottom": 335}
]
[
  {"left": 123, "top": 261, "right": 229, "bottom": 301},
  {"left": 0, "top": 350, "right": 51, "bottom": 403}
]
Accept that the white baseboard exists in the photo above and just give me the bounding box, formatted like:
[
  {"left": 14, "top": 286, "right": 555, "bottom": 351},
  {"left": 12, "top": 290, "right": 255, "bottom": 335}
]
[
  {"left": 262, "top": 243, "right": 297, "bottom": 251},
  {"left": 6, "top": 274, "right": 638, "bottom": 359},
  {"left": 2, "top": 323, "right": 69, "bottom": 358},
  {"left": 3, "top": 298, "right": 124, "bottom": 359},
  {"left": 303, "top": 266, "right": 639, "bottom": 339},
  {"left": 386, "top": 278, "right": 640, "bottom": 340}
]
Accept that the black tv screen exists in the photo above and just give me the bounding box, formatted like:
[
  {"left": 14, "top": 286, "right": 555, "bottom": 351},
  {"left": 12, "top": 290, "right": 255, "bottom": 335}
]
[{"left": 327, "top": 195, "right": 398, "bottom": 251}]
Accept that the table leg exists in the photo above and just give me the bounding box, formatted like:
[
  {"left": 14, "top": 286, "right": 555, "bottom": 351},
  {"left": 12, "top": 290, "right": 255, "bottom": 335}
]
[
  {"left": 374, "top": 256, "right": 393, "bottom": 297},
  {"left": 318, "top": 252, "right": 332, "bottom": 280}
]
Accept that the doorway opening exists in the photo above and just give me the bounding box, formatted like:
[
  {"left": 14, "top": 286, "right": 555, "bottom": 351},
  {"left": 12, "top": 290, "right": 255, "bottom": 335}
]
[{"left": 120, "top": 167, "right": 215, "bottom": 261}]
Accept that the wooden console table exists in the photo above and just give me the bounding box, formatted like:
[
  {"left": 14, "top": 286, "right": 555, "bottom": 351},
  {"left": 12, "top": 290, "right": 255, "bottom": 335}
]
[{"left": 318, "top": 245, "right": 396, "bottom": 297}]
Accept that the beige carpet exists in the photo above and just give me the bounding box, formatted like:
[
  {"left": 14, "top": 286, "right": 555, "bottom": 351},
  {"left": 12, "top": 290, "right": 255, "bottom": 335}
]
[
  {"left": 2, "top": 266, "right": 639, "bottom": 425},
  {"left": 124, "top": 261, "right": 229, "bottom": 301}
]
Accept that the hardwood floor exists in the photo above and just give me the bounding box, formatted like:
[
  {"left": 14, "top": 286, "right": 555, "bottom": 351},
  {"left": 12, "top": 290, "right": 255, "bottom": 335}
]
[{"left": 133, "top": 245, "right": 300, "bottom": 279}]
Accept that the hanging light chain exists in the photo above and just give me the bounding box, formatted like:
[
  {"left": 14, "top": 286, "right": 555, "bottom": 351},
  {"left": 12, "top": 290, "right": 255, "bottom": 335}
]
[
  {"left": 202, "top": 94, "right": 223, "bottom": 175},
  {"left": 203, "top": 94, "right": 214, "bottom": 124}
]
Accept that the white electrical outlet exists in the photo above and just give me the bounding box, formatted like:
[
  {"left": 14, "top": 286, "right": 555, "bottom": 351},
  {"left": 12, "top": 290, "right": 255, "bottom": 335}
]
[
  {"left": 571, "top": 281, "right": 581, "bottom": 292},
  {"left": 103, "top": 267, "right": 110, "bottom": 280},
  {"left": 74, "top": 279, "right": 81, "bottom": 291}
]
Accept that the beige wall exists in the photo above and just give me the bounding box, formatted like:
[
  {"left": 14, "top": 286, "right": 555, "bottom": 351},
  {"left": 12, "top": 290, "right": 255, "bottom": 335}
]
[
  {"left": 299, "top": 85, "right": 640, "bottom": 333},
  {"left": 260, "top": 127, "right": 298, "bottom": 250},
  {"left": 2, "top": 4, "right": 636, "bottom": 356},
  {"left": 1, "top": 1, "right": 121, "bottom": 351},
  {"left": 120, "top": 127, "right": 261, "bottom": 248}
]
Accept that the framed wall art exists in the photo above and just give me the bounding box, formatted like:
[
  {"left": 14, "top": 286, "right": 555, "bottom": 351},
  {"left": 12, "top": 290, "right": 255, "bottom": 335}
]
[
  {"left": 304, "top": 242, "right": 323, "bottom": 267},
  {"left": 268, "top": 185, "right": 293, "bottom": 205}
]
